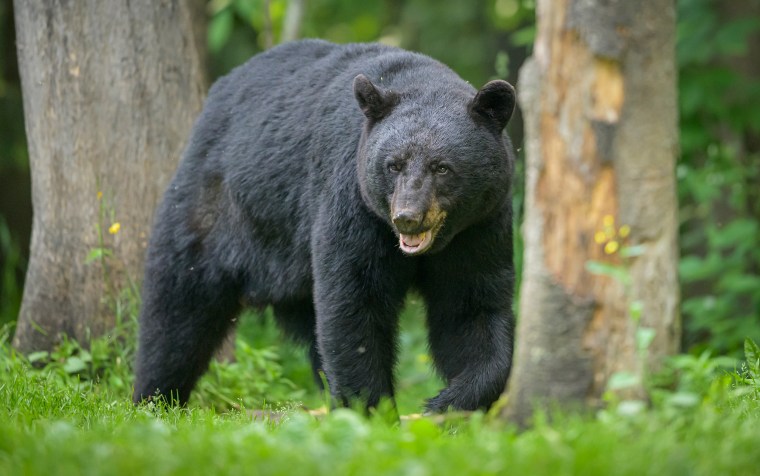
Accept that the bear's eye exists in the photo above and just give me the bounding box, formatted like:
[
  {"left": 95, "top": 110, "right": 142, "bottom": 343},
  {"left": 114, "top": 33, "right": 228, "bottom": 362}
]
[
  {"left": 433, "top": 164, "right": 449, "bottom": 175},
  {"left": 388, "top": 162, "right": 402, "bottom": 173}
]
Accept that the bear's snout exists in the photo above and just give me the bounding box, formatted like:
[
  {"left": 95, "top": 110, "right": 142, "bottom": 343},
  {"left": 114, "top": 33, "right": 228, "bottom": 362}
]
[
  {"left": 391, "top": 199, "right": 448, "bottom": 255},
  {"left": 392, "top": 209, "right": 424, "bottom": 234}
]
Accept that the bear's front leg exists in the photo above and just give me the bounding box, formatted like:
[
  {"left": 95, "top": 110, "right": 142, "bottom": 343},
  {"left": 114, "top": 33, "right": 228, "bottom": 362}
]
[
  {"left": 422, "top": 299, "right": 514, "bottom": 413},
  {"left": 419, "top": 222, "right": 515, "bottom": 413},
  {"left": 312, "top": 207, "right": 414, "bottom": 409}
]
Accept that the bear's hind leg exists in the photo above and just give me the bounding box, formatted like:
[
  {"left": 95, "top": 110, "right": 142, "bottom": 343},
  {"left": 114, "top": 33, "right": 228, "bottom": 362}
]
[{"left": 133, "top": 256, "right": 242, "bottom": 405}]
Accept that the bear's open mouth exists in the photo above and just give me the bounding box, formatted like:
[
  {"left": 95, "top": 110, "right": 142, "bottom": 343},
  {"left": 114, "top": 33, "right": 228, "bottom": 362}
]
[{"left": 399, "top": 230, "right": 434, "bottom": 255}]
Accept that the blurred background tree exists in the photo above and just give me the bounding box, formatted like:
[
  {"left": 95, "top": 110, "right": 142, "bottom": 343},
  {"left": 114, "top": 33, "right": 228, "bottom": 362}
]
[{"left": 0, "top": 0, "right": 757, "bottom": 359}]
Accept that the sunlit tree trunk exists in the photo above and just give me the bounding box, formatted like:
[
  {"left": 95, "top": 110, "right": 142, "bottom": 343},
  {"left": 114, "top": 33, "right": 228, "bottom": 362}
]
[
  {"left": 282, "top": 0, "right": 306, "bottom": 42},
  {"left": 502, "top": 0, "right": 680, "bottom": 424},
  {"left": 13, "top": 0, "right": 206, "bottom": 353}
]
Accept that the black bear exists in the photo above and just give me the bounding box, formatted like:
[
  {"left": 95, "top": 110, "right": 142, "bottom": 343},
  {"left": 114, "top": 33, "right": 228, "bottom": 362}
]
[{"left": 133, "top": 39, "right": 516, "bottom": 412}]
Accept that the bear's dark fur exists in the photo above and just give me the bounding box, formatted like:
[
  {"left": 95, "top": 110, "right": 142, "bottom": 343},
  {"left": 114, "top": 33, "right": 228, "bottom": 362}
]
[{"left": 133, "top": 39, "right": 516, "bottom": 412}]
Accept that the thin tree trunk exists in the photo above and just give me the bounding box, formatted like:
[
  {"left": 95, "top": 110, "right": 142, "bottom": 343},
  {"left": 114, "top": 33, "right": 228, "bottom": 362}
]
[
  {"left": 282, "top": 0, "right": 306, "bottom": 43},
  {"left": 502, "top": 0, "right": 680, "bottom": 424},
  {"left": 13, "top": 0, "right": 205, "bottom": 353},
  {"left": 263, "top": 0, "right": 274, "bottom": 49},
  {"left": 188, "top": 0, "right": 210, "bottom": 85}
]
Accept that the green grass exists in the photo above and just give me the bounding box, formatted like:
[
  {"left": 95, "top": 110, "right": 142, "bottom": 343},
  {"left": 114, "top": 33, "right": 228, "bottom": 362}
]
[
  {"left": 1, "top": 358, "right": 759, "bottom": 476},
  {"left": 1, "top": 304, "right": 759, "bottom": 475}
]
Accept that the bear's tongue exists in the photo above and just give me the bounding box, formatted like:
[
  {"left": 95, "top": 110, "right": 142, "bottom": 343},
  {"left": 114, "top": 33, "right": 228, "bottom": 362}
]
[
  {"left": 401, "top": 233, "right": 425, "bottom": 247},
  {"left": 399, "top": 230, "right": 432, "bottom": 254}
]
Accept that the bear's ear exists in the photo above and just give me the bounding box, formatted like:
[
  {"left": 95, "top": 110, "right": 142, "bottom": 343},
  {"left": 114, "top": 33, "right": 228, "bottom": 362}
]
[
  {"left": 469, "top": 80, "right": 516, "bottom": 132},
  {"left": 353, "top": 74, "right": 398, "bottom": 121}
]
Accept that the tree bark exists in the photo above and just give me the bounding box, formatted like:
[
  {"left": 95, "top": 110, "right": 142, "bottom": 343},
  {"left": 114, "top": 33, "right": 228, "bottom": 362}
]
[
  {"left": 502, "top": 0, "right": 680, "bottom": 424},
  {"left": 13, "top": 0, "right": 206, "bottom": 353}
]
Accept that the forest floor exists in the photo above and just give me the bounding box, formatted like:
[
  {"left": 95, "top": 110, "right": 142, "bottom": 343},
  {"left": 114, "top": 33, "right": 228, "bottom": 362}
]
[{"left": 2, "top": 299, "right": 759, "bottom": 475}]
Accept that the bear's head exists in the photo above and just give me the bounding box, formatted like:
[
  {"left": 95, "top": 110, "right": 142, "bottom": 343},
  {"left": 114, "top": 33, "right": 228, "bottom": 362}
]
[{"left": 354, "top": 74, "right": 516, "bottom": 255}]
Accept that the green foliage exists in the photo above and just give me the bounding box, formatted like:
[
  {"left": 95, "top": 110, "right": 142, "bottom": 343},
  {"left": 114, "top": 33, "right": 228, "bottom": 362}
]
[
  {"left": 745, "top": 338, "right": 760, "bottom": 375},
  {"left": 0, "top": 292, "right": 437, "bottom": 414},
  {"left": 201, "top": 298, "right": 443, "bottom": 414},
  {"left": 0, "top": 76, "right": 26, "bottom": 172},
  {"left": 738, "top": 338, "right": 760, "bottom": 403},
  {"left": 3, "top": 312, "right": 309, "bottom": 413},
  {"left": 585, "top": 260, "right": 631, "bottom": 286},
  {"left": 0, "top": 1, "right": 29, "bottom": 327},
  {"left": 394, "top": 295, "right": 444, "bottom": 413},
  {"left": 207, "top": 0, "right": 536, "bottom": 87},
  {"left": 0, "top": 216, "right": 24, "bottom": 325},
  {"left": 191, "top": 340, "right": 306, "bottom": 410},
  {"left": 677, "top": 0, "right": 760, "bottom": 355},
  {"left": 0, "top": 0, "right": 27, "bottom": 174},
  {"left": 5, "top": 312, "right": 137, "bottom": 396},
  {"left": 1, "top": 334, "right": 760, "bottom": 475},
  {"left": 3, "top": 287, "right": 760, "bottom": 476}
]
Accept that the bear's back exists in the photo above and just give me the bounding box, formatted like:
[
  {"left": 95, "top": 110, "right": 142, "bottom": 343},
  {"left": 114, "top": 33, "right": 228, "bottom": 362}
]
[{"left": 165, "top": 40, "right": 472, "bottom": 304}]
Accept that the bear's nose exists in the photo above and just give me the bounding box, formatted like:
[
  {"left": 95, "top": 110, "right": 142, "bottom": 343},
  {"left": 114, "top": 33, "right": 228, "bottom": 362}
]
[{"left": 392, "top": 209, "right": 424, "bottom": 233}]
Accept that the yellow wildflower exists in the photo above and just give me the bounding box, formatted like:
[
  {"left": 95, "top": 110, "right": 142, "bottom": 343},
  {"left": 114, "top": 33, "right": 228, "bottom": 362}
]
[
  {"left": 603, "top": 214, "right": 615, "bottom": 227},
  {"left": 619, "top": 225, "right": 631, "bottom": 238},
  {"left": 594, "top": 231, "right": 606, "bottom": 244},
  {"left": 97, "top": 191, "right": 103, "bottom": 200},
  {"left": 604, "top": 240, "right": 619, "bottom": 255},
  {"left": 108, "top": 222, "right": 121, "bottom": 235}
]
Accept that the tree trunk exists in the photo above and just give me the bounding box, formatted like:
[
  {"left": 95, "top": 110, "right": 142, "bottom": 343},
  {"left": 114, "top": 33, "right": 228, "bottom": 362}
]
[
  {"left": 282, "top": 0, "right": 306, "bottom": 43},
  {"left": 502, "top": 0, "right": 680, "bottom": 424},
  {"left": 13, "top": 0, "right": 206, "bottom": 353}
]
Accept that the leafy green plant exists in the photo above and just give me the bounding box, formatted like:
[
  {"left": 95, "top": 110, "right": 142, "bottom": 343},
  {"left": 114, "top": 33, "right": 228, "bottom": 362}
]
[
  {"left": 653, "top": 350, "right": 738, "bottom": 411},
  {"left": 735, "top": 338, "right": 760, "bottom": 404},
  {"left": 646, "top": 337, "right": 760, "bottom": 416},
  {"left": 21, "top": 314, "right": 137, "bottom": 395},
  {"left": 744, "top": 338, "right": 760, "bottom": 381},
  {"left": 191, "top": 339, "right": 306, "bottom": 411},
  {"left": 585, "top": 216, "right": 654, "bottom": 399}
]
